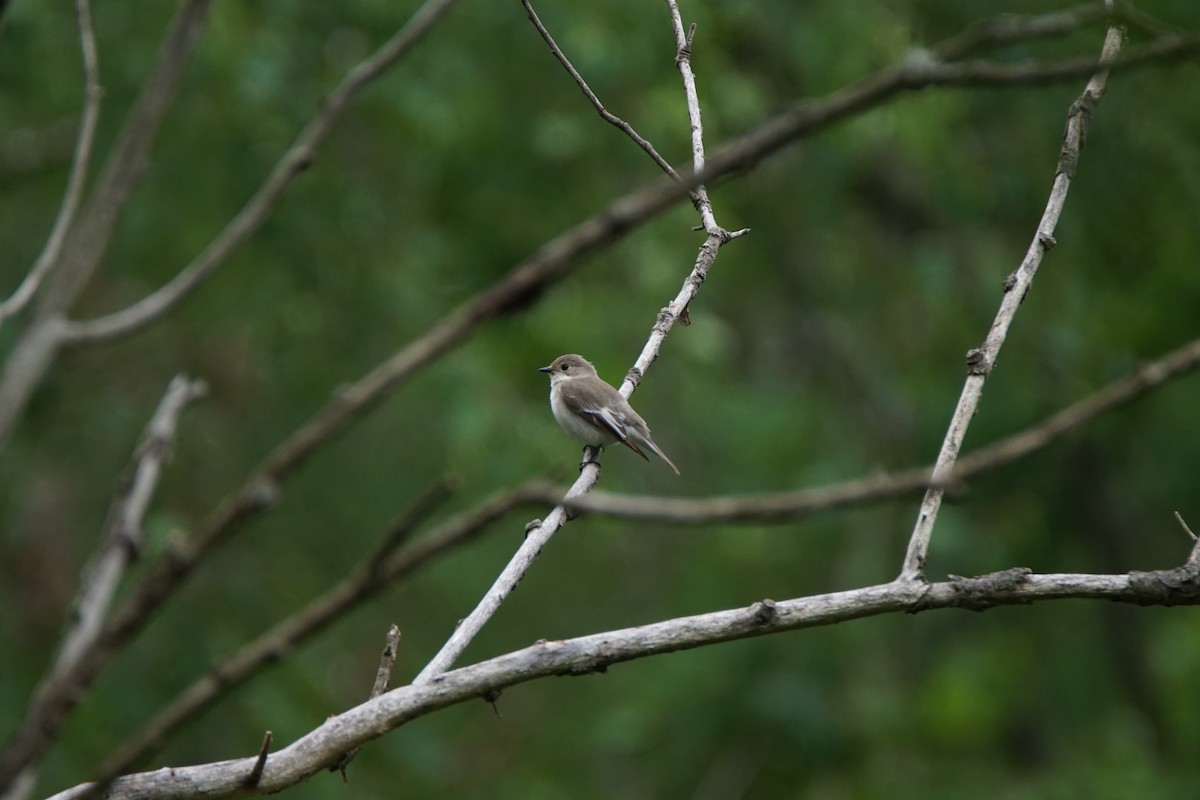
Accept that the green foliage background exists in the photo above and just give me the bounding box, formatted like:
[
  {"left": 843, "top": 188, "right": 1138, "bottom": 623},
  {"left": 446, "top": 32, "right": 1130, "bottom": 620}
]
[{"left": 2, "top": 1, "right": 1200, "bottom": 797}]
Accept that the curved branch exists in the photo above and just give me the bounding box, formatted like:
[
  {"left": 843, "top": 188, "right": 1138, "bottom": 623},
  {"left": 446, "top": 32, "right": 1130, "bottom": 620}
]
[
  {"left": 58, "top": 0, "right": 460, "bottom": 347},
  {"left": 0, "top": 0, "right": 102, "bottom": 327},
  {"left": 50, "top": 553, "right": 1200, "bottom": 799}
]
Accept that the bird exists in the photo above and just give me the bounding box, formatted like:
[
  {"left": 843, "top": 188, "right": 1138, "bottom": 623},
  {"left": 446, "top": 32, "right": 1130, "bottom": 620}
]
[{"left": 538, "top": 354, "right": 679, "bottom": 474}]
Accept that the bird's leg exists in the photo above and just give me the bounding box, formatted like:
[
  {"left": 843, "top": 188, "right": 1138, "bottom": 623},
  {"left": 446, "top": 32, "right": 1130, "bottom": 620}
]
[{"left": 579, "top": 445, "right": 603, "bottom": 472}]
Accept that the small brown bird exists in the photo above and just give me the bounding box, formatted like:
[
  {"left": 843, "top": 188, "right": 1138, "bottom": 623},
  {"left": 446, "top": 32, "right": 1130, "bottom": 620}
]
[{"left": 539, "top": 354, "right": 679, "bottom": 474}]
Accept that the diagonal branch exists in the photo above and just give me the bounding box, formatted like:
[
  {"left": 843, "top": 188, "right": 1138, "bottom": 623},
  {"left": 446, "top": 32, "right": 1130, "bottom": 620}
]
[
  {"left": 59, "top": 0, "right": 460, "bottom": 348},
  {"left": 665, "top": 0, "right": 737, "bottom": 238},
  {"left": 0, "top": 0, "right": 102, "bottom": 327},
  {"left": 900, "top": 25, "right": 1125, "bottom": 582},
  {"left": 54, "top": 375, "right": 207, "bottom": 675},
  {"left": 69, "top": 481, "right": 543, "bottom": 795},
  {"left": 49, "top": 553, "right": 1200, "bottom": 799},
  {"left": 553, "top": 333, "right": 1200, "bottom": 523},
  {"left": 521, "top": 0, "right": 681, "bottom": 183},
  {"left": 5, "top": 375, "right": 204, "bottom": 800},
  {"left": 412, "top": 0, "right": 746, "bottom": 684}
]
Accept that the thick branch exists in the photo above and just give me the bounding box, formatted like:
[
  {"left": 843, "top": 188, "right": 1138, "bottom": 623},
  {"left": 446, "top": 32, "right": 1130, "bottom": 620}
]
[
  {"left": 50, "top": 555, "right": 1200, "bottom": 799},
  {"left": 80, "top": 482, "right": 543, "bottom": 790}
]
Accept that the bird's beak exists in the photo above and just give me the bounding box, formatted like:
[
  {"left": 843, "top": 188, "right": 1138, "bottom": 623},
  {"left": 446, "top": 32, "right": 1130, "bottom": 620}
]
[{"left": 537, "top": 365, "right": 552, "bottom": 373}]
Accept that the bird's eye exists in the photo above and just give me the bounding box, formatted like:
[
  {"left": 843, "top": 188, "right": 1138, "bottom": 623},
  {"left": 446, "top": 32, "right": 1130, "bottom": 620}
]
[{"left": 561, "top": 363, "right": 569, "bottom": 371}]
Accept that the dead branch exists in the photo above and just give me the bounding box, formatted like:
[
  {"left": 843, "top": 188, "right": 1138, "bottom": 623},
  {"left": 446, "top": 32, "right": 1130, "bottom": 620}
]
[
  {"left": 900, "top": 25, "right": 1124, "bottom": 581},
  {"left": 0, "top": 0, "right": 102, "bottom": 327},
  {"left": 49, "top": 551, "right": 1200, "bottom": 799}
]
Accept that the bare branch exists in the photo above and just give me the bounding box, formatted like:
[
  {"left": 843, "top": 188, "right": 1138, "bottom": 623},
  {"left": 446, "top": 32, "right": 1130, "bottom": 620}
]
[
  {"left": 0, "top": 0, "right": 102, "bottom": 327},
  {"left": 414, "top": 0, "right": 748, "bottom": 683},
  {"left": 49, "top": 556, "right": 1200, "bottom": 799},
  {"left": 1176, "top": 511, "right": 1198, "bottom": 543},
  {"left": 932, "top": 3, "right": 1111, "bottom": 61},
  {"left": 413, "top": 470, "right": 598, "bottom": 682},
  {"left": 241, "top": 732, "right": 271, "bottom": 790},
  {"left": 2, "top": 375, "right": 203, "bottom": 800},
  {"left": 900, "top": 26, "right": 1125, "bottom": 582},
  {"left": 39, "top": 0, "right": 212, "bottom": 315},
  {"left": 55, "top": 375, "right": 206, "bottom": 674},
  {"left": 555, "top": 334, "right": 1200, "bottom": 523},
  {"left": 59, "top": 0, "right": 460, "bottom": 348},
  {"left": 80, "top": 483, "right": 543, "bottom": 790},
  {"left": 0, "top": 0, "right": 212, "bottom": 444},
  {"left": 696, "top": 30, "right": 1200, "bottom": 186},
  {"left": 665, "top": 0, "right": 727, "bottom": 237},
  {"left": 521, "top": 0, "right": 681, "bottom": 182},
  {"left": 329, "top": 625, "right": 401, "bottom": 779}
]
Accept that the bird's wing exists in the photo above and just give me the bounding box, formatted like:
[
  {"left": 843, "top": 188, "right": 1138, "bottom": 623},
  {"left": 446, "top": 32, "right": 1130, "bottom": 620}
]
[
  {"left": 587, "top": 405, "right": 649, "bottom": 460},
  {"left": 563, "top": 383, "right": 650, "bottom": 461}
]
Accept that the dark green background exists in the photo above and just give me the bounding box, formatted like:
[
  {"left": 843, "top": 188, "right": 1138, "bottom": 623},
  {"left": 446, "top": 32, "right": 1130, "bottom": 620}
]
[{"left": 3, "top": 1, "right": 1199, "bottom": 797}]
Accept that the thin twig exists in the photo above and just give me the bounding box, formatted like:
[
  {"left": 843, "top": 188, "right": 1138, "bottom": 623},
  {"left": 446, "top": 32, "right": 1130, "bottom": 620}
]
[
  {"left": 0, "top": 0, "right": 101, "bottom": 327},
  {"left": 1185, "top": 517, "right": 1200, "bottom": 570},
  {"left": 330, "top": 625, "right": 401, "bottom": 779},
  {"left": 59, "top": 0, "right": 460, "bottom": 348},
  {"left": 521, "top": 0, "right": 682, "bottom": 183},
  {"left": 1176, "top": 512, "right": 1197, "bottom": 542},
  {"left": 48, "top": 556, "right": 1200, "bottom": 799},
  {"left": 899, "top": 26, "right": 1125, "bottom": 582},
  {"left": 239, "top": 732, "right": 271, "bottom": 789},
  {"left": 365, "top": 476, "right": 459, "bottom": 572},
  {"left": 665, "top": 0, "right": 725, "bottom": 237},
  {"left": 555, "top": 334, "right": 1200, "bottom": 522},
  {"left": 932, "top": 3, "right": 1110, "bottom": 61}
]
